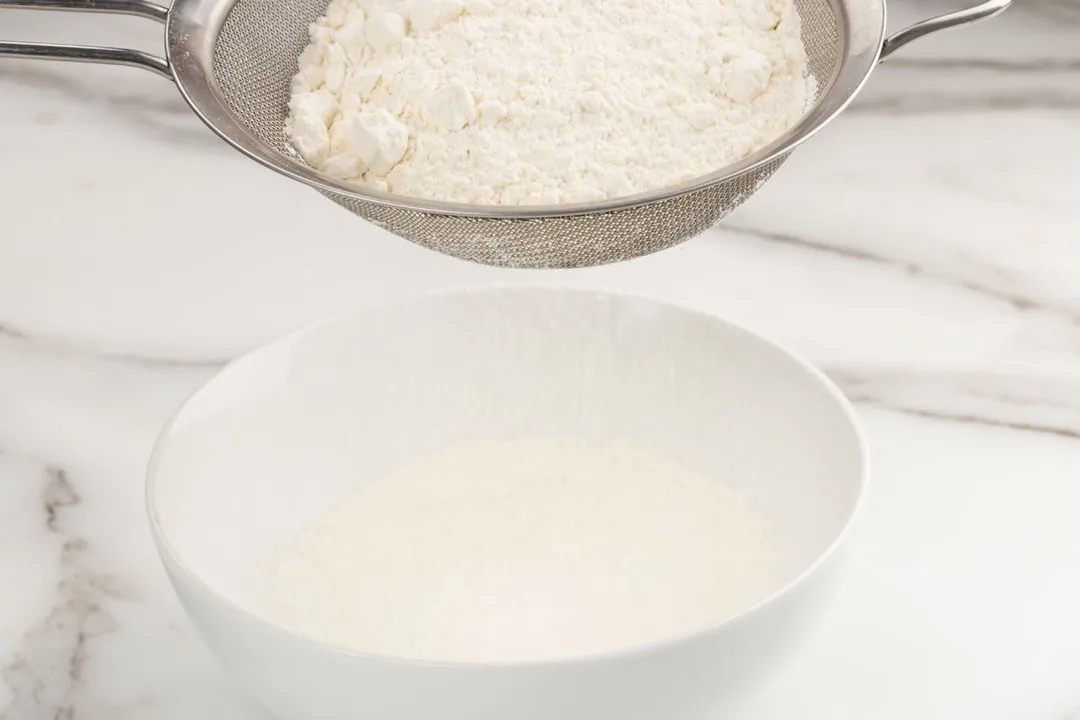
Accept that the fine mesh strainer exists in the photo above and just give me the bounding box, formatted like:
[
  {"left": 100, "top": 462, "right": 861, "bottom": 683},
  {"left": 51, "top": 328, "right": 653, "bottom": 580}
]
[{"left": 1, "top": 0, "right": 1008, "bottom": 268}]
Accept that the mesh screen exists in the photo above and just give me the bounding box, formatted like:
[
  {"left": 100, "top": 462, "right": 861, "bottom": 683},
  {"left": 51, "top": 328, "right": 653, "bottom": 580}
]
[{"left": 213, "top": 0, "right": 840, "bottom": 268}]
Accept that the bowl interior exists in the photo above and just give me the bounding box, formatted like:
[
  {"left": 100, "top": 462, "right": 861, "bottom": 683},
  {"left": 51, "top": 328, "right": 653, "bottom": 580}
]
[{"left": 149, "top": 288, "right": 864, "bottom": 634}]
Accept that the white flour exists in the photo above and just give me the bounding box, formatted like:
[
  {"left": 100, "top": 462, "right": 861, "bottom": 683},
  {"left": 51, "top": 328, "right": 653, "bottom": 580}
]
[
  {"left": 286, "top": 0, "right": 812, "bottom": 205},
  {"left": 255, "top": 438, "right": 784, "bottom": 663}
]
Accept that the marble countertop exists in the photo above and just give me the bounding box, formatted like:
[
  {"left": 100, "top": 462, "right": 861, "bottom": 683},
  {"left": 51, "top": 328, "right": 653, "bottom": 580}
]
[{"left": 1, "top": 0, "right": 1079, "bottom": 717}]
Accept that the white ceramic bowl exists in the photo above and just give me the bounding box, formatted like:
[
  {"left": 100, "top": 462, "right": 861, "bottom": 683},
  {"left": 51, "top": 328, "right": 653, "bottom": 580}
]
[{"left": 147, "top": 287, "right": 867, "bottom": 720}]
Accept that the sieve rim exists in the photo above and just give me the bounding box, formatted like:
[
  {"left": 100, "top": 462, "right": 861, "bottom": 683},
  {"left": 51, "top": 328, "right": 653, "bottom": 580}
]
[{"left": 166, "top": 0, "right": 886, "bottom": 218}]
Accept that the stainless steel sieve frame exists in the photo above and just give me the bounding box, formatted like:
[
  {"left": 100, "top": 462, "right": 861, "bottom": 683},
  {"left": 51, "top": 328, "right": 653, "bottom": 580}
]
[{"left": 1, "top": 0, "right": 1010, "bottom": 266}]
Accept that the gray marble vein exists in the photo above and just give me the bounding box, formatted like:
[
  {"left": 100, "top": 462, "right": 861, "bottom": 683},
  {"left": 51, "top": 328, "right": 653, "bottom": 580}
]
[
  {"left": 963, "top": 386, "right": 1079, "bottom": 412},
  {"left": 849, "top": 92, "right": 1080, "bottom": 115},
  {"left": 0, "top": 324, "right": 27, "bottom": 342},
  {"left": 828, "top": 367, "right": 1080, "bottom": 440},
  {"left": 0, "top": 467, "right": 118, "bottom": 720},
  {"left": 850, "top": 58, "right": 1080, "bottom": 115},
  {"left": 906, "top": 0, "right": 1080, "bottom": 25},
  {"left": 885, "top": 58, "right": 1080, "bottom": 73},
  {"left": 725, "top": 224, "right": 1080, "bottom": 322},
  {"left": 851, "top": 398, "right": 1080, "bottom": 440},
  {"left": 0, "top": 321, "right": 227, "bottom": 370},
  {"left": 844, "top": 15, "right": 1080, "bottom": 116}
]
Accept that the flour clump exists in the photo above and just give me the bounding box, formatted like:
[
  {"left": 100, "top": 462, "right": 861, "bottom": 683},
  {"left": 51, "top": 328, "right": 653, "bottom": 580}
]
[{"left": 286, "top": 0, "right": 812, "bottom": 205}]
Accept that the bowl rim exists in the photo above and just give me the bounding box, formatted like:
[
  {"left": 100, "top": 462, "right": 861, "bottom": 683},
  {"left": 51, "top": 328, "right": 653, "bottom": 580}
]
[{"left": 145, "top": 284, "right": 869, "bottom": 669}]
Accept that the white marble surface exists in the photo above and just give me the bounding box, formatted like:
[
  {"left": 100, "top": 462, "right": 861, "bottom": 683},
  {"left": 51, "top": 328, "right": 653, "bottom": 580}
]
[{"left": 2, "top": 0, "right": 1079, "bottom": 717}]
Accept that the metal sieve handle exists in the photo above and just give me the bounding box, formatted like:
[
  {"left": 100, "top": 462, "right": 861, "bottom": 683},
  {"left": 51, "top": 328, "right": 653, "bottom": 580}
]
[
  {"left": 0, "top": 0, "right": 171, "bottom": 79},
  {"left": 879, "top": 0, "right": 1011, "bottom": 62}
]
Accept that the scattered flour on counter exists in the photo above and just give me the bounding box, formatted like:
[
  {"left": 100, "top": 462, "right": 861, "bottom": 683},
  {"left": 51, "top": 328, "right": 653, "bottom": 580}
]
[
  {"left": 286, "top": 0, "right": 813, "bottom": 205},
  {"left": 254, "top": 438, "right": 784, "bottom": 663}
]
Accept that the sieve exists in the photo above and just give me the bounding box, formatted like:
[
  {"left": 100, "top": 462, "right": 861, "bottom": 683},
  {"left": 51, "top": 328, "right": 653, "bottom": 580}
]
[{"left": 1, "top": 0, "right": 1009, "bottom": 268}]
